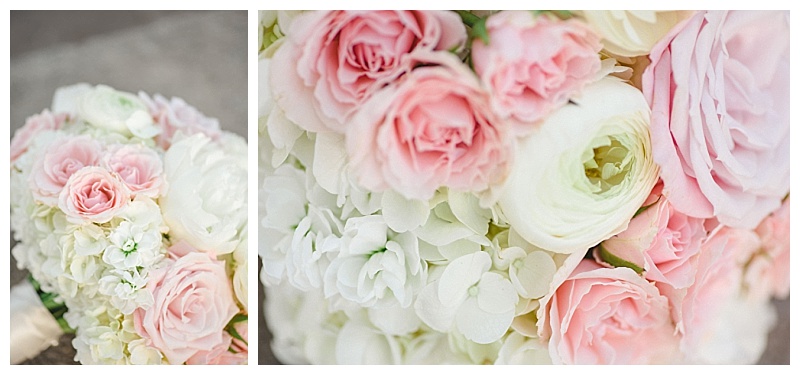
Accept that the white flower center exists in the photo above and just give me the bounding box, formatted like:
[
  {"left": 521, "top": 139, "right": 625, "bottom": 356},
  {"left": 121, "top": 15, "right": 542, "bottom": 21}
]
[{"left": 121, "top": 238, "right": 137, "bottom": 255}]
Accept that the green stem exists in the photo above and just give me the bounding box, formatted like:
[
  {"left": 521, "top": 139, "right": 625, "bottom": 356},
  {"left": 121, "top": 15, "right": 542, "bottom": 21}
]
[{"left": 453, "top": 10, "right": 480, "bottom": 28}]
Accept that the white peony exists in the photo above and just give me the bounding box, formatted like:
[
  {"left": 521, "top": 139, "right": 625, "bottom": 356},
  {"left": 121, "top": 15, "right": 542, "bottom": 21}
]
[
  {"left": 161, "top": 133, "right": 247, "bottom": 254},
  {"left": 496, "top": 77, "right": 659, "bottom": 254},
  {"left": 579, "top": 11, "right": 693, "bottom": 57},
  {"left": 415, "top": 251, "right": 518, "bottom": 344},
  {"left": 77, "top": 85, "right": 160, "bottom": 139}
]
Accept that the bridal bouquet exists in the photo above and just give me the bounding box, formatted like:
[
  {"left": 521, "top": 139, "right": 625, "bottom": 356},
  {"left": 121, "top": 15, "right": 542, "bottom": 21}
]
[
  {"left": 258, "top": 10, "right": 789, "bottom": 364},
  {"left": 10, "top": 84, "right": 248, "bottom": 365}
]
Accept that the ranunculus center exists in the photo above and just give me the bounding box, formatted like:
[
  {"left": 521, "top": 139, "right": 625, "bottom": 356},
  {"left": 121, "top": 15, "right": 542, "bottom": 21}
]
[{"left": 583, "top": 136, "right": 632, "bottom": 194}]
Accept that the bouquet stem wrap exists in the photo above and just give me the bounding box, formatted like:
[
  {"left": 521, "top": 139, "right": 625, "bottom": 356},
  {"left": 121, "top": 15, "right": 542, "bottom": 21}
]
[{"left": 9, "top": 279, "right": 65, "bottom": 364}]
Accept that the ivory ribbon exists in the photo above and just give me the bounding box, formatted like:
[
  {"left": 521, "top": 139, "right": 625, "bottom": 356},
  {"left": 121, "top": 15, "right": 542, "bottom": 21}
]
[{"left": 9, "top": 280, "right": 64, "bottom": 364}]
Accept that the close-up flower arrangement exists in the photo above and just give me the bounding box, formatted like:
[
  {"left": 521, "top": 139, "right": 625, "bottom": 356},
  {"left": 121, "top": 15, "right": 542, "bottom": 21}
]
[
  {"left": 10, "top": 84, "right": 249, "bottom": 365},
  {"left": 258, "top": 9, "right": 789, "bottom": 365}
]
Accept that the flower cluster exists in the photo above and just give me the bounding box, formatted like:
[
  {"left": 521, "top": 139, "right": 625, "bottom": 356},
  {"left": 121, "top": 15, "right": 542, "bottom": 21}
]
[
  {"left": 11, "top": 84, "right": 248, "bottom": 365},
  {"left": 258, "top": 10, "right": 789, "bottom": 364}
]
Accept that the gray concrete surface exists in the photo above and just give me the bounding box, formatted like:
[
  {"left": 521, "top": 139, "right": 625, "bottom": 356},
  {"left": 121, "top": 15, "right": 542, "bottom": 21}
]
[{"left": 9, "top": 10, "right": 247, "bottom": 365}]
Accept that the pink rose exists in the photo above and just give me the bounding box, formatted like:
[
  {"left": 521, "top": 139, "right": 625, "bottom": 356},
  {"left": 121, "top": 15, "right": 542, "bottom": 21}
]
[
  {"left": 134, "top": 242, "right": 239, "bottom": 365},
  {"left": 598, "top": 185, "right": 707, "bottom": 290},
  {"left": 30, "top": 135, "right": 102, "bottom": 205},
  {"left": 271, "top": 10, "right": 467, "bottom": 133},
  {"left": 642, "top": 11, "right": 789, "bottom": 229},
  {"left": 472, "top": 11, "right": 602, "bottom": 135},
  {"left": 540, "top": 259, "right": 680, "bottom": 364},
  {"left": 677, "top": 226, "right": 774, "bottom": 364},
  {"left": 103, "top": 143, "right": 164, "bottom": 198},
  {"left": 749, "top": 197, "right": 790, "bottom": 300},
  {"left": 10, "top": 110, "right": 68, "bottom": 164},
  {"left": 186, "top": 321, "right": 248, "bottom": 365},
  {"left": 346, "top": 51, "right": 511, "bottom": 200},
  {"left": 58, "top": 166, "right": 130, "bottom": 223},
  {"left": 139, "top": 93, "right": 222, "bottom": 149}
]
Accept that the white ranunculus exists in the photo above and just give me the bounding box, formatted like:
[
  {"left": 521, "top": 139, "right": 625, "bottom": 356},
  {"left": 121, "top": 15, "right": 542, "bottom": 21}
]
[
  {"left": 77, "top": 85, "right": 160, "bottom": 139},
  {"left": 579, "top": 11, "right": 693, "bottom": 57},
  {"left": 495, "top": 331, "right": 552, "bottom": 364},
  {"left": 496, "top": 77, "right": 658, "bottom": 254},
  {"left": 324, "top": 215, "right": 426, "bottom": 308},
  {"left": 161, "top": 133, "right": 247, "bottom": 254},
  {"left": 414, "top": 251, "right": 518, "bottom": 344}
]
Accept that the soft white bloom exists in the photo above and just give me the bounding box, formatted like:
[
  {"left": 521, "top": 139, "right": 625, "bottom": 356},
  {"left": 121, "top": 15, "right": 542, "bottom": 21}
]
[
  {"left": 77, "top": 85, "right": 160, "bottom": 139},
  {"left": 414, "top": 191, "right": 492, "bottom": 262},
  {"left": 232, "top": 229, "right": 248, "bottom": 311},
  {"left": 335, "top": 320, "right": 402, "bottom": 364},
  {"left": 447, "top": 330, "right": 503, "bottom": 364},
  {"left": 495, "top": 332, "right": 552, "bottom": 364},
  {"left": 496, "top": 77, "right": 659, "bottom": 253},
  {"left": 103, "top": 221, "right": 163, "bottom": 270},
  {"left": 324, "top": 215, "right": 427, "bottom": 308},
  {"left": 415, "top": 251, "right": 518, "bottom": 344},
  {"left": 285, "top": 205, "right": 342, "bottom": 291},
  {"left": 71, "top": 224, "right": 109, "bottom": 257},
  {"left": 579, "top": 10, "right": 693, "bottom": 57},
  {"left": 161, "top": 133, "right": 247, "bottom": 254},
  {"left": 51, "top": 83, "right": 92, "bottom": 114},
  {"left": 367, "top": 304, "right": 422, "bottom": 336},
  {"left": 98, "top": 268, "right": 153, "bottom": 315},
  {"left": 128, "top": 339, "right": 164, "bottom": 365},
  {"left": 71, "top": 315, "right": 127, "bottom": 365},
  {"left": 259, "top": 163, "right": 307, "bottom": 285}
]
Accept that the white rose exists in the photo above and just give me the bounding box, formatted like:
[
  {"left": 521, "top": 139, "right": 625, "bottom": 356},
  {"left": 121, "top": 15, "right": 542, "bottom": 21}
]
[
  {"left": 323, "top": 215, "right": 427, "bottom": 308},
  {"left": 161, "top": 133, "right": 247, "bottom": 254},
  {"left": 77, "top": 84, "right": 160, "bottom": 139},
  {"left": 496, "top": 77, "right": 658, "bottom": 254},
  {"left": 414, "top": 251, "right": 518, "bottom": 344},
  {"left": 579, "top": 10, "right": 693, "bottom": 57}
]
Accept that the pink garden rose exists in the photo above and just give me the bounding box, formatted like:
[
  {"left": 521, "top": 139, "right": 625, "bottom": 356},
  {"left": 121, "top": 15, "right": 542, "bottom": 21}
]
[
  {"left": 540, "top": 259, "right": 680, "bottom": 364},
  {"left": 599, "top": 183, "right": 707, "bottom": 290},
  {"left": 30, "top": 135, "right": 102, "bottom": 205},
  {"left": 748, "top": 197, "right": 790, "bottom": 300},
  {"left": 139, "top": 93, "right": 222, "bottom": 149},
  {"left": 270, "top": 10, "right": 467, "bottom": 133},
  {"left": 186, "top": 321, "right": 248, "bottom": 365},
  {"left": 472, "top": 11, "right": 602, "bottom": 135},
  {"left": 642, "top": 11, "right": 789, "bottom": 229},
  {"left": 133, "top": 241, "right": 239, "bottom": 365},
  {"left": 10, "top": 110, "right": 68, "bottom": 164},
  {"left": 58, "top": 166, "right": 130, "bottom": 223},
  {"left": 103, "top": 143, "right": 164, "bottom": 198},
  {"left": 347, "top": 51, "right": 511, "bottom": 200},
  {"left": 676, "top": 226, "right": 775, "bottom": 364}
]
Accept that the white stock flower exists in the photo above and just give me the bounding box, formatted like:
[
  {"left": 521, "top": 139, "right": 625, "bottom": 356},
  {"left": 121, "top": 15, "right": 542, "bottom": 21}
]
[
  {"left": 98, "top": 268, "right": 153, "bottom": 315},
  {"left": 77, "top": 85, "right": 160, "bottom": 139},
  {"left": 324, "top": 215, "right": 427, "bottom": 308},
  {"left": 579, "top": 11, "right": 693, "bottom": 57},
  {"left": 415, "top": 251, "right": 518, "bottom": 344},
  {"left": 103, "top": 221, "right": 163, "bottom": 270},
  {"left": 285, "top": 205, "right": 342, "bottom": 291},
  {"left": 497, "top": 77, "right": 658, "bottom": 253},
  {"left": 161, "top": 133, "right": 247, "bottom": 254}
]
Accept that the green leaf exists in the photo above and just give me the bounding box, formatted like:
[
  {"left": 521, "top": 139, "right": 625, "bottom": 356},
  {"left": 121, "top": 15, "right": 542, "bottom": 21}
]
[
  {"left": 471, "top": 16, "right": 490, "bottom": 46},
  {"left": 453, "top": 10, "right": 480, "bottom": 28},
  {"left": 598, "top": 245, "right": 644, "bottom": 274}
]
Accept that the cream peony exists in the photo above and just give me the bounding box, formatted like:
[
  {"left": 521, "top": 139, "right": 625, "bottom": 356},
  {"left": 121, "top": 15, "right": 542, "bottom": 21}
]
[
  {"left": 580, "top": 10, "right": 693, "bottom": 57},
  {"left": 497, "top": 77, "right": 659, "bottom": 253},
  {"left": 78, "top": 85, "right": 160, "bottom": 139},
  {"left": 161, "top": 133, "right": 247, "bottom": 254}
]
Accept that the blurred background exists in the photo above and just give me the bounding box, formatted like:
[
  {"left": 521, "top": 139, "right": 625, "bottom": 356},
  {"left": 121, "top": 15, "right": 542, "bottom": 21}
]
[{"left": 9, "top": 10, "right": 247, "bottom": 365}]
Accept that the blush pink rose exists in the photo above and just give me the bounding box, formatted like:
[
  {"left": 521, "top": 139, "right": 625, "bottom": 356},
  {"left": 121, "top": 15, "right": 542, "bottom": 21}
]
[
  {"left": 472, "top": 11, "right": 602, "bottom": 135},
  {"left": 748, "top": 197, "right": 790, "bottom": 300},
  {"left": 598, "top": 185, "right": 707, "bottom": 290},
  {"left": 676, "top": 226, "right": 774, "bottom": 364},
  {"left": 103, "top": 143, "right": 164, "bottom": 198},
  {"left": 30, "top": 135, "right": 102, "bottom": 205},
  {"left": 133, "top": 242, "right": 239, "bottom": 365},
  {"left": 540, "top": 259, "right": 680, "bottom": 364},
  {"left": 642, "top": 11, "right": 789, "bottom": 229},
  {"left": 139, "top": 93, "right": 222, "bottom": 149},
  {"left": 271, "top": 10, "right": 467, "bottom": 133},
  {"left": 11, "top": 110, "right": 68, "bottom": 164},
  {"left": 58, "top": 166, "right": 130, "bottom": 223},
  {"left": 186, "top": 321, "right": 248, "bottom": 365},
  {"left": 346, "top": 51, "right": 511, "bottom": 200}
]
